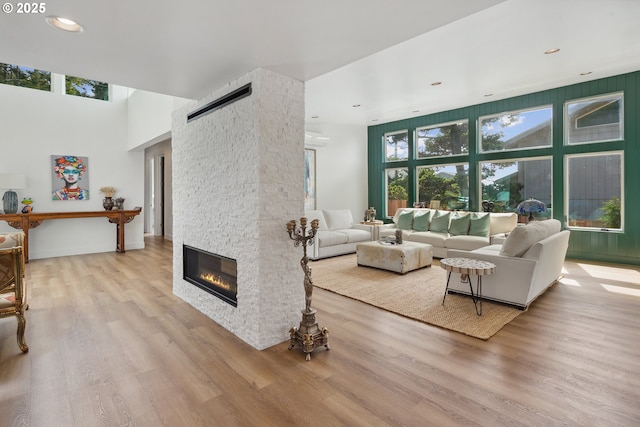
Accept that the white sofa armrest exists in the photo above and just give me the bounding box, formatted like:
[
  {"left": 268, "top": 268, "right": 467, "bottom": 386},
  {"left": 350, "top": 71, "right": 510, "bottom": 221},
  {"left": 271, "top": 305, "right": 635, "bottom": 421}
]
[{"left": 352, "top": 223, "right": 373, "bottom": 232}]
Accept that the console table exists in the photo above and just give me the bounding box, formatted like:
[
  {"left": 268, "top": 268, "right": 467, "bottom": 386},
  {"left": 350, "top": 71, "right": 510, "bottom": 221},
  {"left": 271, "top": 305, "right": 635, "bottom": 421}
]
[{"left": 0, "top": 208, "right": 142, "bottom": 262}]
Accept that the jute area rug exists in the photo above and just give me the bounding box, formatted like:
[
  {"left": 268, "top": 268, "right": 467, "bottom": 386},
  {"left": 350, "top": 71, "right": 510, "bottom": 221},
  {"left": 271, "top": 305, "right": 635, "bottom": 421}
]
[{"left": 310, "top": 254, "right": 525, "bottom": 340}]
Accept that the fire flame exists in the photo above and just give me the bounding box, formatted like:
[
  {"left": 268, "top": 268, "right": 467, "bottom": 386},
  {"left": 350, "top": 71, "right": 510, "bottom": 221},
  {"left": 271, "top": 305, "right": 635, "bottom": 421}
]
[{"left": 200, "top": 271, "right": 233, "bottom": 291}]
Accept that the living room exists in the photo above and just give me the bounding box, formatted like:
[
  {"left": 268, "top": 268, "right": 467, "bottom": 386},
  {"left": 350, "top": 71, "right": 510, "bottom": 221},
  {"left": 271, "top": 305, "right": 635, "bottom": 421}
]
[{"left": 2, "top": 1, "right": 640, "bottom": 425}]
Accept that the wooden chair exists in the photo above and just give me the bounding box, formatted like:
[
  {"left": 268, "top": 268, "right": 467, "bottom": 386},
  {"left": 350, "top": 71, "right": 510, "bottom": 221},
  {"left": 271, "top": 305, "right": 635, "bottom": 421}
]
[{"left": 0, "top": 232, "right": 28, "bottom": 353}]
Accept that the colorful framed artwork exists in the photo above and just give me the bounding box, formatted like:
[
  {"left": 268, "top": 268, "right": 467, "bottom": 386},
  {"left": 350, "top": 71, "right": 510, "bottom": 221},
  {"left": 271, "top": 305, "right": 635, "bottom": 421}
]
[
  {"left": 304, "top": 148, "right": 316, "bottom": 211},
  {"left": 52, "top": 155, "right": 90, "bottom": 200}
]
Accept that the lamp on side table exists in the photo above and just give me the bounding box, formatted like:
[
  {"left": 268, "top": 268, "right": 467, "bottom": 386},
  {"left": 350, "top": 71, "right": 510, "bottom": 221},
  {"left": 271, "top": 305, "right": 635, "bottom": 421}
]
[{"left": 0, "top": 174, "right": 26, "bottom": 214}]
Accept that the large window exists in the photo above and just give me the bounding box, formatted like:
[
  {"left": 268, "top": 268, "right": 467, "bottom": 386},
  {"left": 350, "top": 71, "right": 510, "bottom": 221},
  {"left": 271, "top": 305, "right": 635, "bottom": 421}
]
[
  {"left": 385, "top": 130, "right": 408, "bottom": 162},
  {"left": 385, "top": 168, "right": 408, "bottom": 217},
  {"left": 479, "top": 106, "right": 553, "bottom": 153},
  {"left": 565, "top": 93, "right": 623, "bottom": 145},
  {"left": 417, "top": 163, "right": 469, "bottom": 210},
  {"left": 480, "top": 157, "right": 552, "bottom": 215},
  {"left": 566, "top": 152, "right": 623, "bottom": 230},
  {"left": 416, "top": 120, "right": 468, "bottom": 159},
  {"left": 0, "top": 63, "right": 51, "bottom": 92}
]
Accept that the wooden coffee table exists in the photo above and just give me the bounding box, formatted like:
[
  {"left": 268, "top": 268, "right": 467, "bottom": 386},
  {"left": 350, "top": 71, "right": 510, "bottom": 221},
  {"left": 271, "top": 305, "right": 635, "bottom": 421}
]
[{"left": 440, "top": 257, "right": 495, "bottom": 315}]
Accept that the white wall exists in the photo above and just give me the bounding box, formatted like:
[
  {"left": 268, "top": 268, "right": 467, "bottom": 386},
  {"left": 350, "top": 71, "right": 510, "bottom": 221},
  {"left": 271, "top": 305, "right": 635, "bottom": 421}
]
[
  {"left": 308, "top": 123, "right": 369, "bottom": 221},
  {"left": 0, "top": 84, "right": 145, "bottom": 259},
  {"left": 127, "top": 89, "right": 192, "bottom": 151}
]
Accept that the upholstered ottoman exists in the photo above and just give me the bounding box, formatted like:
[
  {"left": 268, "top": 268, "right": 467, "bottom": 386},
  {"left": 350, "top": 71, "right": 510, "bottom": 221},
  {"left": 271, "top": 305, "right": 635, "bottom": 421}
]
[{"left": 356, "top": 241, "right": 433, "bottom": 274}]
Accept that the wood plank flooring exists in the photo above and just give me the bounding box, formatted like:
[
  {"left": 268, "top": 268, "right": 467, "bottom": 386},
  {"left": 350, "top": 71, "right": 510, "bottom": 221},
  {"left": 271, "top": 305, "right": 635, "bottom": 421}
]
[{"left": 1, "top": 236, "right": 639, "bottom": 426}]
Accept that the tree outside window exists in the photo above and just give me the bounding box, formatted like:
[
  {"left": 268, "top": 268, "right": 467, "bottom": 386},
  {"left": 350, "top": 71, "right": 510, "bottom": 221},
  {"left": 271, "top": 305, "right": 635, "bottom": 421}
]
[
  {"left": 386, "top": 168, "right": 408, "bottom": 217},
  {"left": 385, "top": 131, "right": 408, "bottom": 162}
]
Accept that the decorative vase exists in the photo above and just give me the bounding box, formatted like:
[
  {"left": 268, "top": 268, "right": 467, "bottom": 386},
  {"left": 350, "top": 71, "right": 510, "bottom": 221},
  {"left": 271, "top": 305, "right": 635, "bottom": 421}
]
[
  {"left": 114, "top": 197, "right": 125, "bottom": 210},
  {"left": 103, "top": 197, "right": 114, "bottom": 210},
  {"left": 2, "top": 190, "right": 18, "bottom": 214}
]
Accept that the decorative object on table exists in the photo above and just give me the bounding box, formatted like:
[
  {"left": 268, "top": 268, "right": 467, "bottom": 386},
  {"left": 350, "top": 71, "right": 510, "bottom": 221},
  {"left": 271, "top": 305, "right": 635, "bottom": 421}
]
[
  {"left": 51, "top": 155, "right": 90, "bottom": 201},
  {"left": 367, "top": 206, "right": 376, "bottom": 222},
  {"left": 482, "top": 200, "right": 495, "bottom": 212},
  {"left": 395, "top": 229, "right": 403, "bottom": 244},
  {"left": 286, "top": 217, "right": 329, "bottom": 361},
  {"left": 364, "top": 209, "right": 369, "bottom": 222},
  {"left": 515, "top": 197, "right": 546, "bottom": 223},
  {"left": 20, "top": 197, "right": 33, "bottom": 213},
  {"left": 99, "top": 186, "right": 116, "bottom": 210},
  {"left": 304, "top": 148, "right": 316, "bottom": 211},
  {"left": 114, "top": 197, "right": 125, "bottom": 210},
  {"left": 429, "top": 200, "right": 440, "bottom": 209},
  {"left": 0, "top": 173, "right": 26, "bottom": 214}
]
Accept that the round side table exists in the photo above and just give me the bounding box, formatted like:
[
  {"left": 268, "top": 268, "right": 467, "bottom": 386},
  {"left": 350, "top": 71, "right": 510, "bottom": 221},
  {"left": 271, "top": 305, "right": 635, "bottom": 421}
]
[{"left": 440, "top": 257, "right": 496, "bottom": 316}]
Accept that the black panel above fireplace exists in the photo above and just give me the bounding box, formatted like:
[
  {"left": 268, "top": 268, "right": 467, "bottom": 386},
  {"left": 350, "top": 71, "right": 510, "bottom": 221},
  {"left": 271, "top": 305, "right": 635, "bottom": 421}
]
[{"left": 183, "top": 245, "right": 238, "bottom": 307}]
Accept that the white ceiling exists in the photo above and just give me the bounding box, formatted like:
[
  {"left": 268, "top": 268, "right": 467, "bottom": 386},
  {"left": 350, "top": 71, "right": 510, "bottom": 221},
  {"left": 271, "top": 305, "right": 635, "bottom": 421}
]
[{"left": 2, "top": 0, "right": 640, "bottom": 138}]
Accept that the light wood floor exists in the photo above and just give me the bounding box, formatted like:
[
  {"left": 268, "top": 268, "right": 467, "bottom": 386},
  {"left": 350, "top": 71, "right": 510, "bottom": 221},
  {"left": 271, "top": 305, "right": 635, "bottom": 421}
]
[{"left": 1, "top": 236, "right": 639, "bottom": 426}]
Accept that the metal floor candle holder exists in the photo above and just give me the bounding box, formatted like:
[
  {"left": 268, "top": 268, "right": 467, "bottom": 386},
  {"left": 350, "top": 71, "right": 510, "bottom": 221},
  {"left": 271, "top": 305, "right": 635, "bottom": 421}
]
[{"left": 286, "top": 217, "right": 329, "bottom": 360}]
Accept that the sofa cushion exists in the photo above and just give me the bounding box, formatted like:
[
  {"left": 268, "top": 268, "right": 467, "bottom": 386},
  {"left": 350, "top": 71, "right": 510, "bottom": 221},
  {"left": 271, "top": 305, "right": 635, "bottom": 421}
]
[
  {"left": 397, "top": 210, "right": 414, "bottom": 230},
  {"left": 448, "top": 214, "right": 470, "bottom": 236},
  {"left": 412, "top": 210, "right": 431, "bottom": 231},
  {"left": 323, "top": 210, "right": 353, "bottom": 230},
  {"left": 318, "top": 230, "right": 349, "bottom": 247},
  {"left": 339, "top": 228, "right": 372, "bottom": 243},
  {"left": 489, "top": 213, "right": 518, "bottom": 235},
  {"left": 499, "top": 219, "right": 561, "bottom": 257},
  {"left": 429, "top": 211, "right": 450, "bottom": 232},
  {"left": 305, "top": 210, "right": 329, "bottom": 231},
  {"left": 469, "top": 213, "right": 491, "bottom": 237},
  {"left": 0, "top": 232, "right": 24, "bottom": 249},
  {"left": 406, "top": 231, "right": 448, "bottom": 247},
  {"left": 445, "top": 235, "right": 491, "bottom": 251}
]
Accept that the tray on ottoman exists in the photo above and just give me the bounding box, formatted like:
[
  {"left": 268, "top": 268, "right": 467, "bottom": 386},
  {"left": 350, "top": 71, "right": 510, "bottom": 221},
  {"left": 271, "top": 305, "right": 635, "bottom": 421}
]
[{"left": 356, "top": 241, "right": 433, "bottom": 274}]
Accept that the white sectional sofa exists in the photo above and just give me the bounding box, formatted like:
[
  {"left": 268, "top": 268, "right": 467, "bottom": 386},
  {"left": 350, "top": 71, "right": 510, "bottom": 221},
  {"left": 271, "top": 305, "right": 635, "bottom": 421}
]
[
  {"left": 379, "top": 208, "right": 518, "bottom": 258},
  {"left": 446, "top": 219, "right": 570, "bottom": 309},
  {"left": 305, "top": 209, "right": 374, "bottom": 260}
]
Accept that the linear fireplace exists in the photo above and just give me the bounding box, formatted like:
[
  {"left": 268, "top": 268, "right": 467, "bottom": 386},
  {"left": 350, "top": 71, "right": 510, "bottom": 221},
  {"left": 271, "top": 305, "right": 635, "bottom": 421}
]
[{"left": 183, "top": 245, "right": 238, "bottom": 307}]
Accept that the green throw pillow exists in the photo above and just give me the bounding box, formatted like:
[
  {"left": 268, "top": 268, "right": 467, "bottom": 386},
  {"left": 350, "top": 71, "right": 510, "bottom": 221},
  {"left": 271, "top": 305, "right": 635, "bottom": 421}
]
[
  {"left": 448, "top": 214, "right": 470, "bottom": 236},
  {"left": 396, "top": 210, "right": 414, "bottom": 230},
  {"left": 469, "top": 213, "right": 491, "bottom": 237},
  {"left": 429, "top": 211, "right": 450, "bottom": 233},
  {"left": 412, "top": 211, "right": 431, "bottom": 231}
]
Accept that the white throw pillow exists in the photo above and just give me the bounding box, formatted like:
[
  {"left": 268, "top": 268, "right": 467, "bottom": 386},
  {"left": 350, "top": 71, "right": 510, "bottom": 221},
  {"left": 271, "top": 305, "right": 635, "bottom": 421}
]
[
  {"left": 305, "top": 210, "right": 329, "bottom": 231},
  {"left": 499, "top": 220, "right": 559, "bottom": 257},
  {"left": 323, "top": 210, "right": 354, "bottom": 230}
]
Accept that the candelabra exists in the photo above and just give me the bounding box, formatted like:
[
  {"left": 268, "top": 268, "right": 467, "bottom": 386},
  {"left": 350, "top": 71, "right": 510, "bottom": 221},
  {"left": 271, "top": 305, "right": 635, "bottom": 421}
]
[{"left": 286, "top": 217, "right": 329, "bottom": 360}]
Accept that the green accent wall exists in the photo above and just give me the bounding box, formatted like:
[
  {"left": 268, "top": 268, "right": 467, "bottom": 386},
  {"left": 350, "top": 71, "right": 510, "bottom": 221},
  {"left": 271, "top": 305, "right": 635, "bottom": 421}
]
[{"left": 368, "top": 70, "right": 640, "bottom": 265}]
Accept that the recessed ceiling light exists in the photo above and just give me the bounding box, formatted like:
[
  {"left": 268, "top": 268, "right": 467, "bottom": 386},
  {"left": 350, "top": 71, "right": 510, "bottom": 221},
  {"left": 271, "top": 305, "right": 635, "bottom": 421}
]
[
  {"left": 580, "top": 71, "right": 592, "bottom": 76},
  {"left": 484, "top": 93, "right": 494, "bottom": 97},
  {"left": 372, "top": 119, "right": 379, "bottom": 122},
  {"left": 311, "top": 115, "right": 319, "bottom": 119},
  {"left": 46, "top": 16, "right": 84, "bottom": 32},
  {"left": 352, "top": 104, "right": 361, "bottom": 108},
  {"left": 544, "top": 48, "right": 560, "bottom": 54},
  {"left": 412, "top": 110, "right": 420, "bottom": 113},
  {"left": 430, "top": 81, "right": 442, "bottom": 86}
]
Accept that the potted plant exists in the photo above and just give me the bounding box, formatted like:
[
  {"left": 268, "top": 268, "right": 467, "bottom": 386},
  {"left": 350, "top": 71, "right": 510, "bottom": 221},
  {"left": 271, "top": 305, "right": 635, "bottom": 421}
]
[{"left": 99, "top": 186, "right": 116, "bottom": 210}]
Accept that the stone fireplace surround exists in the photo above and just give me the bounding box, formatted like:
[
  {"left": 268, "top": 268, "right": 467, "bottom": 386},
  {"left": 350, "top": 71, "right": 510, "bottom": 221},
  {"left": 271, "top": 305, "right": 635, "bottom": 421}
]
[{"left": 172, "top": 68, "right": 305, "bottom": 350}]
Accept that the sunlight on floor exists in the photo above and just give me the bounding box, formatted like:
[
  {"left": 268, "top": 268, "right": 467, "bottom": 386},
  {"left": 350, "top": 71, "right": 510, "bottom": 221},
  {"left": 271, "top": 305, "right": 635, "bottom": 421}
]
[
  {"left": 559, "top": 278, "right": 581, "bottom": 287},
  {"left": 578, "top": 263, "right": 640, "bottom": 284},
  {"left": 601, "top": 284, "right": 640, "bottom": 297}
]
